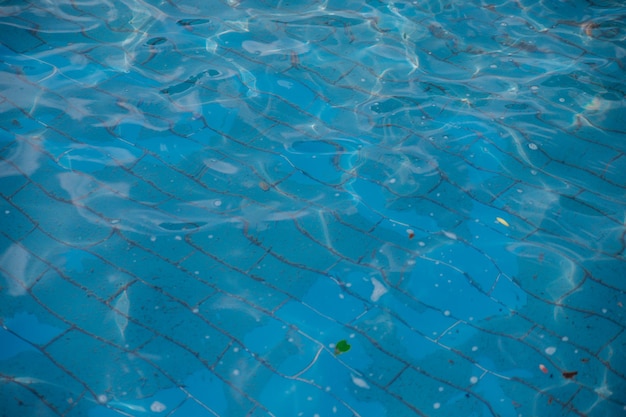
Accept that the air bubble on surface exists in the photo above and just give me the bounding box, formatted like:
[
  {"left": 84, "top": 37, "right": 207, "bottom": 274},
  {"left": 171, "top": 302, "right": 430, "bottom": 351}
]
[
  {"left": 472, "top": 346, "right": 478, "bottom": 351},
  {"left": 562, "top": 336, "right": 569, "bottom": 342},
  {"left": 233, "top": 369, "right": 240, "bottom": 376},
  {"left": 470, "top": 376, "right": 478, "bottom": 384},
  {"left": 97, "top": 394, "right": 107, "bottom": 404},
  {"left": 528, "top": 143, "right": 538, "bottom": 150},
  {"left": 545, "top": 346, "right": 556, "bottom": 355},
  {"left": 433, "top": 402, "right": 441, "bottom": 409}
]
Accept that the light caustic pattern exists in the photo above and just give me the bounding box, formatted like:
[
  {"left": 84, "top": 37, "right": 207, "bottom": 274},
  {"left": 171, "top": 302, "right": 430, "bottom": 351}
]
[{"left": 0, "top": 0, "right": 625, "bottom": 416}]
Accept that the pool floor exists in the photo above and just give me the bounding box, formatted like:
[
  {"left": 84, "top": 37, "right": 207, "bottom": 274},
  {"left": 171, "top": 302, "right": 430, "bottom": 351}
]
[{"left": 1, "top": 0, "right": 625, "bottom": 416}]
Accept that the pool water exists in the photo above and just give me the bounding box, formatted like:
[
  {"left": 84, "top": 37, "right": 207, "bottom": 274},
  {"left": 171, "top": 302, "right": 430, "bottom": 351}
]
[{"left": 1, "top": 0, "right": 625, "bottom": 416}]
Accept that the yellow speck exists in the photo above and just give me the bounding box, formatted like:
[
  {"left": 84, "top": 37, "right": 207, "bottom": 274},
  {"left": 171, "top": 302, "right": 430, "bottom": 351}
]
[{"left": 496, "top": 217, "right": 510, "bottom": 227}]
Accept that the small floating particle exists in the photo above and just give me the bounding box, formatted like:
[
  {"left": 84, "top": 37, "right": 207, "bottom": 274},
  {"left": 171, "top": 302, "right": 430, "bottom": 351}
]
[
  {"left": 258, "top": 181, "right": 270, "bottom": 191},
  {"left": 539, "top": 364, "right": 548, "bottom": 374},
  {"left": 407, "top": 228, "right": 415, "bottom": 239},
  {"left": 150, "top": 401, "right": 166, "bottom": 412},
  {"left": 562, "top": 371, "right": 578, "bottom": 379},
  {"left": 495, "top": 217, "right": 510, "bottom": 227},
  {"left": 545, "top": 346, "right": 556, "bottom": 355},
  {"left": 442, "top": 231, "right": 457, "bottom": 240},
  {"left": 433, "top": 402, "right": 441, "bottom": 409},
  {"left": 350, "top": 374, "right": 369, "bottom": 389},
  {"left": 469, "top": 376, "right": 478, "bottom": 384},
  {"left": 334, "top": 339, "right": 351, "bottom": 356}
]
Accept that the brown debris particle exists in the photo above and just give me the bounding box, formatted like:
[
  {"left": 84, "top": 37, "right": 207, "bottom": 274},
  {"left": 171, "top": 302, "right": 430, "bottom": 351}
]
[{"left": 562, "top": 371, "right": 578, "bottom": 379}]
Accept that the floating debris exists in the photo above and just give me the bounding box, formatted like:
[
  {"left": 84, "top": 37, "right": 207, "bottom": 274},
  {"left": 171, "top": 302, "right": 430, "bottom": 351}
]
[
  {"left": 539, "top": 364, "right": 548, "bottom": 374},
  {"left": 258, "top": 181, "right": 270, "bottom": 191},
  {"left": 562, "top": 371, "right": 578, "bottom": 379},
  {"left": 334, "top": 340, "right": 351, "bottom": 356},
  {"left": 495, "top": 217, "right": 510, "bottom": 227}
]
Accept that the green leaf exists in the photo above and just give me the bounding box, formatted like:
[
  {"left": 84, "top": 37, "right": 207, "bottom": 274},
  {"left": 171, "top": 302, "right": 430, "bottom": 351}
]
[{"left": 334, "top": 339, "right": 351, "bottom": 355}]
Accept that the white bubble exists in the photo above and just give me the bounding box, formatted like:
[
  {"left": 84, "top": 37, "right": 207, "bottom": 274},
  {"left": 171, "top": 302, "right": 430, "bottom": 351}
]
[
  {"left": 528, "top": 143, "right": 538, "bottom": 150},
  {"left": 470, "top": 376, "right": 478, "bottom": 384},
  {"left": 545, "top": 346, "right": 556, "bottom": 355},
  {"left": 472, "top": 346, "right": 478, "bottom": 351},
  {"left": 214, "top": 200, "right": 222, "bottom": 207},
  {"left": 562, "top": 336, "right": 569, "bottom": 342},
  {"left": 433, "top": 402, "right": 441, "bottom": 409},
  {"left": 97, "top": 394, "right": 107, "bottom": 404},
  {"left": 233, "top": 369, "right": 240, "bottom": 376}
]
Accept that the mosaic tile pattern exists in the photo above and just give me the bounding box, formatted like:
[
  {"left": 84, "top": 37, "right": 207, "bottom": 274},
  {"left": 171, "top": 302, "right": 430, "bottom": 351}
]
[{"left": 1, "top": 0, "right": 625, "bottom": 416}]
